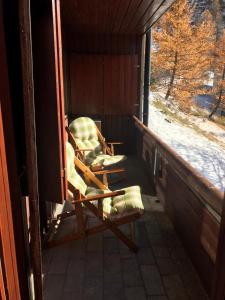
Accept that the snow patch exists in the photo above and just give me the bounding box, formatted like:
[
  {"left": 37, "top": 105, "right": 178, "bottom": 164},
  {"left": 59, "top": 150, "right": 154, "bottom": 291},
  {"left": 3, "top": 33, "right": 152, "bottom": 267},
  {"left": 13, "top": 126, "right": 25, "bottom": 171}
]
[{"left": 148, "top": 102, "right": 225, "bottom": 192}]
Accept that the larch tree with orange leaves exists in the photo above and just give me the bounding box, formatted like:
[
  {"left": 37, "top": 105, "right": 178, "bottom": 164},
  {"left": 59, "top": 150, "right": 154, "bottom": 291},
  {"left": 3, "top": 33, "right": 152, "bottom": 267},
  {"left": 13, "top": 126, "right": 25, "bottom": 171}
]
[
  {"left": 152, "top": 0, "right": 215, "bottom": 111},
  {"left": 208, "top": 30, "right": 225, "bottom": 118}
]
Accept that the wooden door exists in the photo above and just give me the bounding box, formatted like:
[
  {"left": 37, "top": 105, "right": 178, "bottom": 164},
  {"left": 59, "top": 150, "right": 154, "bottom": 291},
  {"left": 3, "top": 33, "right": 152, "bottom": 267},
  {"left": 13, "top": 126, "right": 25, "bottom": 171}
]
[
  {"left": 32, "top": 0, "right": 67, "bottom": 205},
  {"left": 70, "top": 54, "right": 104, "bottom": 115},
  {"left": 103, "top": 54, "right": 139, "bottom": 115}
]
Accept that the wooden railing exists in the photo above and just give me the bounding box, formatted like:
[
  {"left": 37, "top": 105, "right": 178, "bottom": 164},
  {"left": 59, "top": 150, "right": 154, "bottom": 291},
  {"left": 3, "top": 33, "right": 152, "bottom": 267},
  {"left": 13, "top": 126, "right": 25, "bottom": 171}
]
[{"left": 133, "top": 115, "right": 224, "bottom": 294}]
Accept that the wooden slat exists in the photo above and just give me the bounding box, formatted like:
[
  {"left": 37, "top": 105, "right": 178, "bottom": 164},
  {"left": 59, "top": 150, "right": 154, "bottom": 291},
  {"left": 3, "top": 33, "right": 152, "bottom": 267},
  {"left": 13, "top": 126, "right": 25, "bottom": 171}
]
[
  {"left": 128, "top": 0, "right": 155, "bottom": 33},
  {"left": 141, "top": 0, "right": 176, "bottom": 33},
  {"left": 119, "top": 0, "right": 143, "bottom": 33},
  {"left": 112, "top": 0, "right": 132, "bottom": 33},
  {"left": 61, "top": 0, "right": 175, "bottom": 34}
]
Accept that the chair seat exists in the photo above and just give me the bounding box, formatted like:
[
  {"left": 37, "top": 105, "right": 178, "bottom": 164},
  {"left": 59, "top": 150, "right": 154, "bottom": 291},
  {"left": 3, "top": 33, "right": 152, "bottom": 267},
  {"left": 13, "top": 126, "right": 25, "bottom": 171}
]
[
  {"left": 87, "top": 154, "right": 126, "bottom": 167},
  {"left": 86, "top": 185, "right": 144, "bottom": 216}
]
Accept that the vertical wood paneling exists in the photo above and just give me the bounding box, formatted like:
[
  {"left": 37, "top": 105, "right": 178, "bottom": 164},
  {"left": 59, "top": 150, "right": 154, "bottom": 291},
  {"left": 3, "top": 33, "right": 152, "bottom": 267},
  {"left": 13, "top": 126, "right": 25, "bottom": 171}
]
[
  {"left": 69, "top": 53, "right": 139, "bottom": 115},
  {"left": 70, "top": 55, "right": 104, "bottom": 115},
  {"left": 104, "top": 54, "right": 139, "bottom": 114}
]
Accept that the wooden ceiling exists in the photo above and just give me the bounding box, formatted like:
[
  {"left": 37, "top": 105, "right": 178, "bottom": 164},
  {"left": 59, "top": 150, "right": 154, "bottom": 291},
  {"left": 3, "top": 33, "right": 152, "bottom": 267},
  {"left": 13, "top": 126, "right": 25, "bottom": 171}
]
[{"left": 61, "top": 0, "right": 176, "bottom": 35}]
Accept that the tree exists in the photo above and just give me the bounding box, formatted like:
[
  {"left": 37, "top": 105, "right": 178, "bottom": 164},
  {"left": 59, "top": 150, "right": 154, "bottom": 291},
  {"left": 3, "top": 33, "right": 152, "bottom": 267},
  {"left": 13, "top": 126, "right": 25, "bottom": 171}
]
[
  {"left": 152, "top": 0, "right": 215, "bottom": 111},
  {"left": 208, "top": 30, "right": 225, "bottom": 119}
]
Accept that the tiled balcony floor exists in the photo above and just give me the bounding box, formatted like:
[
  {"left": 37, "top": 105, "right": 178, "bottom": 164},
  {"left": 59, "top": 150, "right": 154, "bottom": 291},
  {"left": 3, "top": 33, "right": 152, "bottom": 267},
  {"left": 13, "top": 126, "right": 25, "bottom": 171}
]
[{"left": 42, "top": 157, "right": 209, "bottom": 300}]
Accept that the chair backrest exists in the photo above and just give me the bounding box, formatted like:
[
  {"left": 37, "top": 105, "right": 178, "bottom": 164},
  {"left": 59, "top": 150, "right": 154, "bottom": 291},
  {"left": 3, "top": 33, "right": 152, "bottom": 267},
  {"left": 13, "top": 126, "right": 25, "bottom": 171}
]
[
  {"left": 66, "top": 142, "right": 87, "bottom": 195},
  {"left": 69, "top": 117, "right": 102, "bottom": 157}
]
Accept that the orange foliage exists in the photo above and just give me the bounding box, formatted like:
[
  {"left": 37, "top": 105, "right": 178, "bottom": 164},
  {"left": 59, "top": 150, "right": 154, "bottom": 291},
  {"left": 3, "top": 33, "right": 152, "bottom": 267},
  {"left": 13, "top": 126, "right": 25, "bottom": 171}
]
[{"left": 152, "top": 0, "right": 216, "bottom": 111}]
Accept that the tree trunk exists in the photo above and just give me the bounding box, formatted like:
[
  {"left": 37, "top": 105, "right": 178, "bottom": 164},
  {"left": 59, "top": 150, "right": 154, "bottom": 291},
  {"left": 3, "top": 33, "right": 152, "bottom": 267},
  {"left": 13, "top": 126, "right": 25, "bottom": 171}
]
[
  {"left": 165, "top": 51, "right": 178, "bottom": 101},
  {"left": 208, "top": 64, "right": 225, "bottom": 119}
]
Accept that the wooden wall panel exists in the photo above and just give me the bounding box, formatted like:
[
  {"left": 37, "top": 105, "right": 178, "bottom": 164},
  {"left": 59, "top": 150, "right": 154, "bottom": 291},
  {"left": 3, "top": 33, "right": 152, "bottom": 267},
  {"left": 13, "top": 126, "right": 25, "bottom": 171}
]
[
  {"left": 165, "top": 167, "right": 217, "bottom": 293},
  {"left": 104, "top": 54, "right": 139, "bottom": 115},
  {"left": 69, "top": 54, "right": 139, "bottom": 116},
  {"left": 70, "top": 55, "right": 104, "bottom": 115},
  {"left": 67, "top": 34, "right": 141, "bottom": 54}
]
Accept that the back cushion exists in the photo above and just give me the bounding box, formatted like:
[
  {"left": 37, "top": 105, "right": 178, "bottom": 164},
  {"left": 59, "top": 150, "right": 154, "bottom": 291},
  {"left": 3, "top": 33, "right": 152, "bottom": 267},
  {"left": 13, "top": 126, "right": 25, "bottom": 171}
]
[
  {"left": 69, "top": 117, "right": 102, "bottom": 156},
  {"left": 69, "top": 117, "right": 98, "bottom": 141},
  {"left": 66, "top": 142, "right": 87, "bottom": 195}
]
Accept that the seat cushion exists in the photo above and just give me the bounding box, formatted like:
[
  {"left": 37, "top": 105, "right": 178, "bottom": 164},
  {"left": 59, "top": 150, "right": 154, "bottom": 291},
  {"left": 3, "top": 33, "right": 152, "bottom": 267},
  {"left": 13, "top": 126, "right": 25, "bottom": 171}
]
[
  {"left": 75, "top": 137, "right": 102, "bottom": 157},
  {"left": 85, "top": 186, "right": 116, "bottom": 215},
  {"left": 86, "top": 185, "right": 143, "bottom": 217},
  {"left": 112, "top": 186, "right": 144, "bottom": 215},
  {"left": 88, "top": 154, "right": 126, "bottom": 167}
]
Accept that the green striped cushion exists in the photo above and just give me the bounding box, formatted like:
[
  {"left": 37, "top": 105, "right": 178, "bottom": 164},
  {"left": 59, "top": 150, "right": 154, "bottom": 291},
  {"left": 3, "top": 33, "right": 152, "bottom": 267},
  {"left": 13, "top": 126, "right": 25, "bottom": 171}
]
[
  {"left": 89, "top": 154, "right": 126, "bottom": 167},
  {"left": 69, "top": 117, "right": 102, "bottom": 157},
  {"left": 86, "top": 186, "right": 116, "bottom": 215},
  {"left": 69, "top": 117, "right": 99, "bottom": 141},
  {"left": 112, "top": 186, "right": 144, "bottom": 215},
  {"left": 66, "top": 142, "right": 87, "bottom": 195}
]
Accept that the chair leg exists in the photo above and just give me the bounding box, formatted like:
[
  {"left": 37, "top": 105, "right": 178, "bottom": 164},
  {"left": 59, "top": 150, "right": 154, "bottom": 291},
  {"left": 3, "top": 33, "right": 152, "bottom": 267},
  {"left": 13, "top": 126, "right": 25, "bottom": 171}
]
[
  {"left": 84, "top": 201, "right": 138, "bottom": 253},
  {"left": 130, "top": 222, "right": 136, "bottom": 242}
]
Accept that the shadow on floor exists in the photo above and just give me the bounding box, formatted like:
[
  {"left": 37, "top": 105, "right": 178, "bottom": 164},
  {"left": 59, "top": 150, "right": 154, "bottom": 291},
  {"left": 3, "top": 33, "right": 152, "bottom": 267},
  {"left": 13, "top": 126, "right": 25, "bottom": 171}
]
[{"left": 42, "top": 157, "right": 209, "bottom": 300}]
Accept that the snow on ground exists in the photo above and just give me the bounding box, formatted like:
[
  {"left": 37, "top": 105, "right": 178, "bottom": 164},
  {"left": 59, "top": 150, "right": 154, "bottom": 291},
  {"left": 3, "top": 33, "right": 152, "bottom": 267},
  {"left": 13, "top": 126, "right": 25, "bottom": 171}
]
[
  {"left": 188, "top": 115, "right": 225, "bottom": 145},
  {"left": 148, "top": 102, "right": 225, "bottom": 193}
]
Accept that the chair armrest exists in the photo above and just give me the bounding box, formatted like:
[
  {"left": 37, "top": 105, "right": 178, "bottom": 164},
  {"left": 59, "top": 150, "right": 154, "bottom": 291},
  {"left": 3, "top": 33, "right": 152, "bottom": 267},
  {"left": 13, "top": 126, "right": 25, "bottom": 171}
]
[
  {"left": 107, "top": 142, "right": 123, "bottom": 155},
  {"left": 90, "top": 165, "right": 104, "bottom": 172},
  {"left": 93, "top": 168, "right": 125, "bottom": 175},
  {"left": 72, "top": 190, "right": 125, "bottom": 204},
  {"left": 107, "top": 142, "right": 123, "bottom": 145},
  {"left": 74, "top": 149, "right": 93, "bottom": 152}
]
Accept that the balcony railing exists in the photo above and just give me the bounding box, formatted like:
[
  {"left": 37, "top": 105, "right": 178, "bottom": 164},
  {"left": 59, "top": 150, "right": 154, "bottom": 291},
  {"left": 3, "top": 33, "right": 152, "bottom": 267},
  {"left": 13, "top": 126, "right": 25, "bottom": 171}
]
[{"left": 133, "top": 115, "right": 224, "bottom": 293}]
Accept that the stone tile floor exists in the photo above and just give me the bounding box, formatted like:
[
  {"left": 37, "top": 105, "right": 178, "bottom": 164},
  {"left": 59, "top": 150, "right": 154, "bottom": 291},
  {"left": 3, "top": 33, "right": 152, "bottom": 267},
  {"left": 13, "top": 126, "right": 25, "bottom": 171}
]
[{"left": 43, "top": 157, "right": 209, "bottom": 300}]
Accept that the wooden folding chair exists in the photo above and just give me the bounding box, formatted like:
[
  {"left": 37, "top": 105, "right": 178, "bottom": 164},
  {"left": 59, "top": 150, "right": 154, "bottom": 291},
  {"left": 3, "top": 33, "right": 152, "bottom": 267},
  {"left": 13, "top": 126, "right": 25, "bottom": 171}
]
[
  {"left": 66, "top": 125, "right": 126, "bottom": 185},
  {"left": 46, "top": 142, "right": 144, "bottom": 252},
  {"left": 67, "top": 117, "right": 126, "bottom": 168}
]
